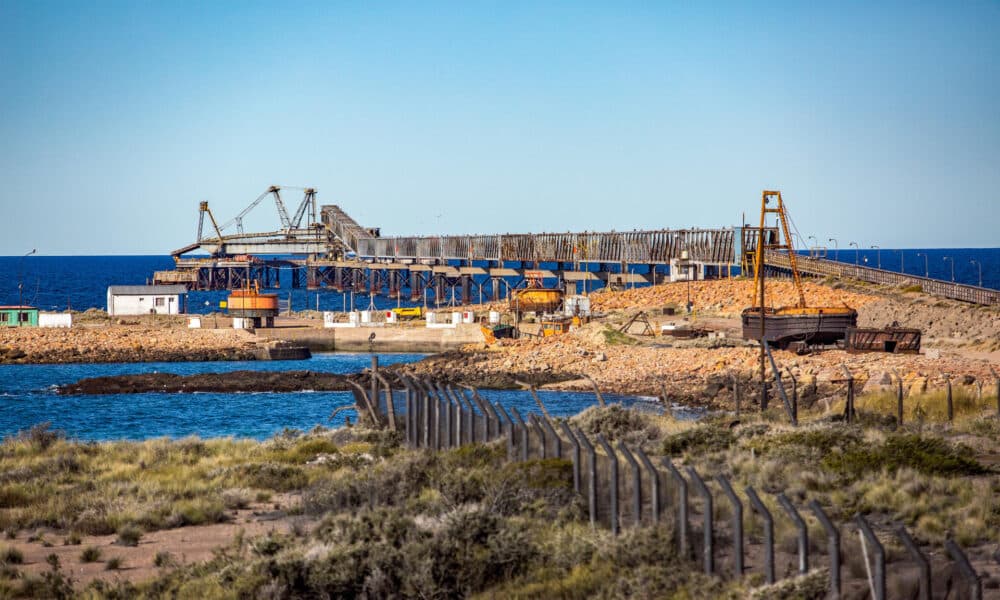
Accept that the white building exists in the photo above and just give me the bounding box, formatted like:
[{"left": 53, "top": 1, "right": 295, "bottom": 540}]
[{"left": 107, "top": 285, "right": 187, "bottom": 316}]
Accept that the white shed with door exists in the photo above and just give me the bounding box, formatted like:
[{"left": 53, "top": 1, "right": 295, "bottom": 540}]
[{"left": 107, "top": 285, "right": 187, "bottom": 316}]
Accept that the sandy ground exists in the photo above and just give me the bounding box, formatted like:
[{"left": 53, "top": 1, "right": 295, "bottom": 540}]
[{"left": 5, "top": 495, "right": 302, "bottom": 586}]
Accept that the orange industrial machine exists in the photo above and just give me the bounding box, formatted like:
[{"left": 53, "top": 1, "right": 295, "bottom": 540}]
[
  {"left": 510, "top": 270, "right": 564, "bottom": 317},
  {"left": 741, "top": 191, "right": 857, "bottom": 349},
  {"left": 227, "top": 281, "right": 279, "bottom": 328}
]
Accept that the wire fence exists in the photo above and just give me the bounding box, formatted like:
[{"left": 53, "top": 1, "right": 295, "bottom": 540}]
[{"left": 350, "top": 357, "right": 992, "bottom": 599}]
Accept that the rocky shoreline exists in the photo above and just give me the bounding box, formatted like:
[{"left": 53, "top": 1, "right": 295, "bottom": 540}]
[
  {"left": 0, "top": 319, "right": 261, "bottom": 364},
  {"left": 58, "top": 370, "right": 356, "bottom": 395}
]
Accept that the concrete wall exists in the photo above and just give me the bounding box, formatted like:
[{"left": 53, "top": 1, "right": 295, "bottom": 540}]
[
  {"left": 108, "top": 293, "right": 181, "bottom": 316},
  {"left": 39, "top": 312, "right": 72, "bottom": 328}
]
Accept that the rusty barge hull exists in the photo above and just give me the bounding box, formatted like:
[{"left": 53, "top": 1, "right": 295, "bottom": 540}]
[{"left": 741, "top": 308, "right": 858, "bottom": 348}]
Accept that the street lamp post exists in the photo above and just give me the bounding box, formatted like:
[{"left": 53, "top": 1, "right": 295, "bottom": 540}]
[
  {"left": 899, "top": 250, "right": 905, "bottom": 275},
  {"left": 917, "top": 253, "right": 929, "bottom": 278},
  {"left": 849, "top": 242, "right": 859, "bottom": 266},
  {"left": 943, "top": 256, "right": 954, "bottom": 282},
  {"left": 971, "top": 259, "right": 982, "bottom": 287},
  {"left": 828, "top": 238, "right": 839, "bottom": 262},
  {"left": 870, "top": 246, "right": 881, "bottom": 270},
  {"left": 16, "top": 249, "right": 37, "bottom": 327}
]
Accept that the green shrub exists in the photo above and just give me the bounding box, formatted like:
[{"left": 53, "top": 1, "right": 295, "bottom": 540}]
[
  {"left": 116, "top": 524, "right": 142, "bottom": 547},
  {"left": 0, "top": 545, "right": 23, "bottom": 565},
  {"left": 223, "top": 463, "right": 309, "bottom": 492},
  {"left": 80, "top": 546, "right": 102, "bottom": 563},
  {"left": 154, "top": 550, "right": 175, "bottom": 568},
  {"left": 822, "top": 434, "right": 988, "bottom": 478},
  {"left": 573, "top": 405, "right": 653, "bottom": 443},
  {"left": 105, "top": 556, "right": 123, "bottom": 570},
  {"left": 662, "top": 425, "right": 734, "bottom": 455}
]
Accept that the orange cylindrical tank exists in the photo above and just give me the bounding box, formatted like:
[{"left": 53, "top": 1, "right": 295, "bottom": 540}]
[{"left": 227, "top": 288, "right": 279, "bottom": 317}]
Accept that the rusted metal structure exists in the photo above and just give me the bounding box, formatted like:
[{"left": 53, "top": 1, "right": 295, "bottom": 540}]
[
  {"left": 155, "top": 186, "right": 772, "bottom": 297},
  {"left": 844, "top": 326, "right": 921, "bottom": 353},
  {"left": 742, "top": 191, "right": 858, "bottom": 349}
]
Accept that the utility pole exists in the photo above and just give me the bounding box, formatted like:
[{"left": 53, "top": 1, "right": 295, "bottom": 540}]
[
  {"left": 870, "top": 246, "right": 880, "bottom": 269},
  {"left": 17, "top": 249, "right": 36, "bottom": 327},
  {"left": 849, "top": 242, "right": 859, "bottom": 266},
  {"left": 917, "top": 253, "right": 928, "bottom": 278},
  {"left": 827, "top": 238, "right": 838, "bottom": 262}
]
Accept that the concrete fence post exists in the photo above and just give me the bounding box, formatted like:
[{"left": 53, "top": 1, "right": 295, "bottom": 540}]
[
  {"left": 618, "top": 442, "right": 642, "bottom": 527},
  {"left": 510, "top": 406, "right": 529, "bottom": 462},
  {"left": 444, "top": 391, "right": 454, "bottom": 448},
  {"left": 472, "top": 388, "right": 502, "bottom": 441},
  {"left": 421, "top": 385, "right": 431, "bottom": 449},
  {"left": 595, "top": 433, "right": 619, "bottom": 535},
  {"left": 946, "top": 540, "right": 982, "bottom": 600},
  {"left": 809, "top": 500, "right": 840, "bottom": 598},
  {"left": 541, "top": 417, "right": 562, "bottom": 459},
  {"left": 494, "top": 402, "right": 514, "bottom": 459},
  {"left": 716, "top": 475, "right": 744, "bottom": 578},
  {"left": 461, "top": 387, "right": 489, "bottom": 442},
  {"left": 895, "top": 525, "right": 930, "bottom": 600},
  {"left": 745, "top": 486, "right": 774, "bottom": 585},
  {"left": 777, "top": 493, "right": 809, "bottom": 575},
  {"left": 529, "top": 414, "right": 547, "bottom": 459},
  {"left": 892, "top": 369, "right": 904, "bottom": 426},
  {"left": 582, "top": 374, "right": 606, "bottom": 407},
  {"left": 785, "top": 368, "right": 798, "bottom": 423},
  {"left": 575, "top": 427, "right": 598, "bottom": 527},
  {"left": 732, "top": 374, "right": 740, "bottom": 418},
  {"left": 840, "top": 365, "right": 855, "bottom": 424},
  {"left": 634, "top": 446, "right": 660, "bottom": 523},
  {"left": 992, "top": 368, "right": 999, "bottom": 417},
  {"left": 945, "top": 374, "right": 954, "bottom": 421},
  {"left": 855, "top": 514, "right": 885, "bottom": 600},
  {"left": 559, "top": 421, "right": 581, "bottom": 493},
  {"left": 370, "top": 355, "right": 379, "bottom": 420},
  {"left": 686, "top": 466, "right": 713, "bottom": 575},
  {"left": 461, "top": 390, "right": 477, "bottom": 444},
  {"left": 663, "top": 458, "right": 689, "bottom": 557}
]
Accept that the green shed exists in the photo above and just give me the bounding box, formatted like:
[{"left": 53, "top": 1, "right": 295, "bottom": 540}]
[{"left": 0, "top": 306, "right": 39, "bottom": 327}]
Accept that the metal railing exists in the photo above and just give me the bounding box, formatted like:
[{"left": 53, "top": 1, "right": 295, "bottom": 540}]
[{"left": 765, "top": 250, "right": 1000, "bottom": 306}]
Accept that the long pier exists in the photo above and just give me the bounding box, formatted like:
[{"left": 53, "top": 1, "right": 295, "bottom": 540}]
[
  {"left": 154, "top": 193, "right": 997, "bottom": 306},
  {"left": 156, "top": 201, "right": 770, "bottom": 302}
]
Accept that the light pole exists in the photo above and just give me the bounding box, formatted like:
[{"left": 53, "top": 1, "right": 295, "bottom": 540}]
[
  {"left": 807, "top": 235, "right": 817, "bottom": 258},
  {"left": 916, "top": 252, "right": 928, "bottom": 277},
  {"left": 17, "top": 249, "right": 37, "bottom": 326},
  {"left": 849, "top": 241, "right": 859, "bottom": 266},
  {"left": 943, "top": 256, "right": 954, "bottom": 282},
  {"left": 870, "top": 245, "right": 881, "bottom": 270},
  {"left": 971, "top": 259, "right": 982, "bottom": 287},
  {"left": 899, "top": 250, "right": 905, "bottom": 275},
  {"left": 828, "top": 238, "right": 839, "bottom": 262}
]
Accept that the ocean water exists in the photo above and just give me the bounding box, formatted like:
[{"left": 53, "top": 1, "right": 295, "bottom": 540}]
[
  {"left": 0, "top": 353, "right": 667, "bottom": 441},
  {"left": 0, "top": 251, "right": 997, "bottom": 314}
]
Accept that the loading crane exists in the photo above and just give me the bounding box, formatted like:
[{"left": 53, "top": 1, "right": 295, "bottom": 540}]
[
  {"left": 741, "top": 190, "right": 857, "bottom": 349},
  {"left": 174, "top": 185, "right": 327, "bottom": 258}
]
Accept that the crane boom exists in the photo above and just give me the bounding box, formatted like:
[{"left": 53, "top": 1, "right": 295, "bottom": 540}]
[{"left": 751, "top": 190, "right": 806, "bottom": 309}]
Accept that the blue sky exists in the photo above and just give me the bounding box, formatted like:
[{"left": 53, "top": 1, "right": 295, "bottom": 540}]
[{"left": 1, "top": 1, "right": 997, "bottom": 254}]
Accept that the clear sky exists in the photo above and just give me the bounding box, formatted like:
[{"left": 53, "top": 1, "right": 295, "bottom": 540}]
[{"left": 1, "top": 1, "right": 997, "bottom": 255}]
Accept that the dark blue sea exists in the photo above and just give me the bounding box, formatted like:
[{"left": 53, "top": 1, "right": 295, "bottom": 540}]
[
  {"left": 0, "top": 251, "right": 996, "bottom": 313},
  {"left": 0, "top": 353, "right": 665, "bottom": 441}
]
